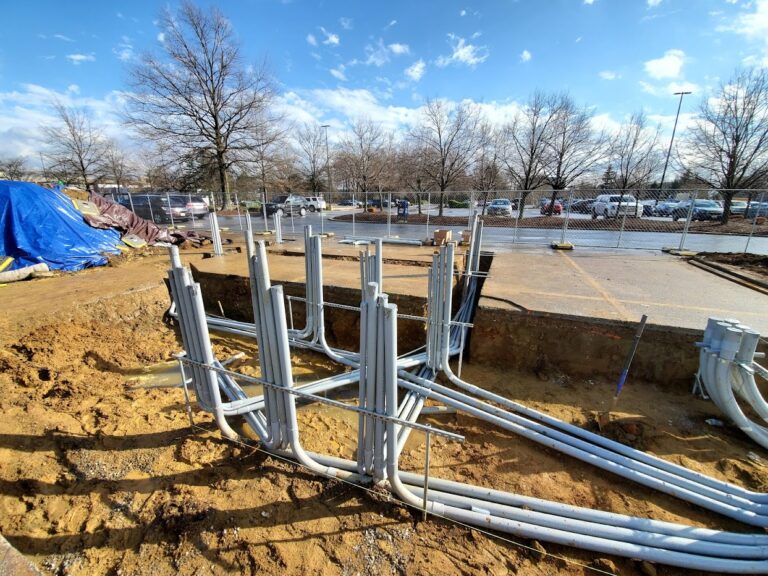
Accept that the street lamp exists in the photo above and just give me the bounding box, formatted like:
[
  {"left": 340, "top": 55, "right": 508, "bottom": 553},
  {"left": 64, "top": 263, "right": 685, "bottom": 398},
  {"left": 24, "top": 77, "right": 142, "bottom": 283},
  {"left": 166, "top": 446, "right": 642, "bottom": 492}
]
[
  {"left": 657, "top": 90, "right": 691, "bottom": 201},
  {"left": 320, "top": 124, "right": 333, "bottom": 200}
]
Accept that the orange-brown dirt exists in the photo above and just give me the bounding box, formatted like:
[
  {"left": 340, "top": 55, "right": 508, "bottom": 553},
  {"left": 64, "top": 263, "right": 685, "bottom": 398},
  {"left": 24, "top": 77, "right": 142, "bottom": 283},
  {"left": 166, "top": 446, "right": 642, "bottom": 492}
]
[{"left": 1, "top": 248, "right": 768, "bottom": 576}]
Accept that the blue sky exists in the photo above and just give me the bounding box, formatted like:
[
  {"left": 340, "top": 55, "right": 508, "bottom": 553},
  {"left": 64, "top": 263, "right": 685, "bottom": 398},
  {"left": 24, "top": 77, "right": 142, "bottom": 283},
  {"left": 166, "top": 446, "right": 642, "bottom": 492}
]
[{"left": 0, "top": 0, "right": 764, "bottom": 163}]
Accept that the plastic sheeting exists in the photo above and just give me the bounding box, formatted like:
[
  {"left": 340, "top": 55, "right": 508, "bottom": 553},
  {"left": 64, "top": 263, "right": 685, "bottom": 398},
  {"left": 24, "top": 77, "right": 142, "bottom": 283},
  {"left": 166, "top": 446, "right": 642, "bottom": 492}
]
[
  {"left": 0, "top": 180, "right": 121, "bottom": 271},
  {"left": 86, "top": 193, "right": 211, "bottom": 247}
]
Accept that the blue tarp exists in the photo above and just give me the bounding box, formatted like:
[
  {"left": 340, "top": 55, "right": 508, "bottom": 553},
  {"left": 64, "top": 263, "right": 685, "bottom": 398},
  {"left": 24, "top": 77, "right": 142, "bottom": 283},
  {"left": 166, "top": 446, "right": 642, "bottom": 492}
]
[{"left": 0, "top": 180, "right": 122, "bottom": 271}]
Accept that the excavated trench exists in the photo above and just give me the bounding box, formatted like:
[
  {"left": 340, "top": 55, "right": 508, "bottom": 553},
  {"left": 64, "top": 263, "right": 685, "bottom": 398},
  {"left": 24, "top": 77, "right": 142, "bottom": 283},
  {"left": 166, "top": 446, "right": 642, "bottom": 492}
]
[{"left": 1, "top": 248, "right": 767, "bottom": 576}]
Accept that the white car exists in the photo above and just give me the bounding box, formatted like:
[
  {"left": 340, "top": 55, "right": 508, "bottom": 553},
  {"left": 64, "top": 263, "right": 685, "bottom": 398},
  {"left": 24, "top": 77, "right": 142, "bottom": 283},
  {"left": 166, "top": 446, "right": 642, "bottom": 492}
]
[
  {"left": 592, "top": 194, "right": 642, "bottom": 219},
  {"left": 304, "top": 196, "right": 327, "bottom": 212}
]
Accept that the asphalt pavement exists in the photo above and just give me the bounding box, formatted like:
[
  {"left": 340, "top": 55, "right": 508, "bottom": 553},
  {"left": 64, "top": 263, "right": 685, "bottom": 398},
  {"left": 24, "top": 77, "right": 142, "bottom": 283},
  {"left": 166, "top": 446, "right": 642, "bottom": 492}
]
[{"left": 189, "top": 207, "right": 768, "bottom": 255}]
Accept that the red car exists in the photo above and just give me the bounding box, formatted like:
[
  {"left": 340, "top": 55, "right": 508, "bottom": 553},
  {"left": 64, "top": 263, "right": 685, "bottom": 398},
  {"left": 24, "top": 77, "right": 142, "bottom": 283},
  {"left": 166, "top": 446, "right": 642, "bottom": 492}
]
[{"left": 540, "top": 201, "right": 562, "bottom": 215}]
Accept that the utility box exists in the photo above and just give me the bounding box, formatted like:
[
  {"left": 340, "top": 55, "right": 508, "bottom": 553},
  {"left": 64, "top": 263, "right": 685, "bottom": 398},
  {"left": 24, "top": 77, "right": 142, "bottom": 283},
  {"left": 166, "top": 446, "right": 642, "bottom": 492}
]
[{"left": 433, "top": 229, "right": 452, "bottom": 245}]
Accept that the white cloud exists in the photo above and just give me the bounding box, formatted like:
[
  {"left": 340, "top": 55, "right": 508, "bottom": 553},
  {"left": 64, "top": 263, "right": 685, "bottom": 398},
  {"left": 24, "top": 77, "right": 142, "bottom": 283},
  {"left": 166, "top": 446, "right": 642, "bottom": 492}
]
[
  {"left": 599, "top": 70, "right": 620, "bottom": 80},
  {"left": 520, "top": 49, "right": 532, "bottom": 63},
  {"left": 384, "top": 19, "right": 397, "bottom": 29},
  {"left": 436, "top": 33, "right": 489, "bottom": 68},
  {"left": 330, "top": 65, "right": 347, "bottom": 81},
  {"left": 53, "top": 34, "right": 74, "bottom": 42},
  {"left": 306, "top": 33, "right": 317, "bottom": 46},
  {"left": 639, "top": 79, "right": 699, "bottom": 96},
  {"left": 405, "top": 59, "right": 426, "bottom": 81},
  {"left": 0, "top": 83, "right": 128, "bottom": 160},
  {"left": 718, "top": 0, "right": 768, "bottom": 64},
  {"left": 575, "top": 36, "right": 583, "bottom": 43},
  {"left": 644, "top": 49, "right": 685, "bottom": 79},
  {"left": 339, "top": 17, "right": 353, "bottom": 30},
  {"left": 113, "top": 36, "right": 133, "bottom": 62},
  {"left": 647, "top": 0, "right": 662, "bottom": 7},
  {"left": 157, "top": 32, "right": 165, "bottom": 43},
  {"left": 388, "top": 43, "right": 410, "bottom": 55},
  {"left": 460, "top": 9, "right": 467, "bottom": 16},
  {"left": 320, "top": 26, "right": 339, "bottom": 46},
  {"left": 365, "top": 39, "right": 390, "bottom": 67},
  {"left": 66, "top": 53, "right": 95, "bottom": 65},
  {"left": 583, "top": 0, "right": 595, "bottom": 5}
]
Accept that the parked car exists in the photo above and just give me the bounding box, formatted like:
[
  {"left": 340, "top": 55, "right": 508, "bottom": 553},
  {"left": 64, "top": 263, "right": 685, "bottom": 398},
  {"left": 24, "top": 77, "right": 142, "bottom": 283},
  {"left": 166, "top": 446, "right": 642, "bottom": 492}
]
[
  {"left": 117, "top": 194, "right": 189, "bottom": 223},
  {"left": 486, "top": 198, "right": 513, "bottom": 216},
  {"left": 264, "top": 194, "right": 307, "bottom": 217},
  {"left": 745, "top": 202, "right": 768, "bottom": 219},
  {"left": 170, "top": 194, "right": 208, "bottom": 218},
  {"left": 639, "top": 200, "right": 657, "bottom": 217},
  {"left": 729, "top": 200, "right": 748, "bottom": 216},
  {"left": 304, "top": 196, "right": 327, "bottom": 211},
  {"left": 569, "top": 199, "right": 595, "bottom": 214},
  {"left": 671, "top": 199, "right": 724, "bottom": 221},
  {"left": 653, "top": 200, "right": 679, "bottom": 217},
  {"left": 591, "top": 194, "right": 642, "bottom": 219},
  {"left": 338, "top": 198, "right": 363, "bottom": 208},
  {"left": 540, "top": 201, "right": 563, "bottom": 215},
  {"left": 240, "top": 200, "right": 262, "bottom": 212}
]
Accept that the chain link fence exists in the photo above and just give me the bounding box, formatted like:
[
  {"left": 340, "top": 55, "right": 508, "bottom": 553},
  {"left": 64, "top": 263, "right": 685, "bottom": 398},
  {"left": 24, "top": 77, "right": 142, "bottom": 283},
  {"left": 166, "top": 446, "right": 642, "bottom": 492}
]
[{"left": 104, "top": 188, "right": 768, "bottom": 254}]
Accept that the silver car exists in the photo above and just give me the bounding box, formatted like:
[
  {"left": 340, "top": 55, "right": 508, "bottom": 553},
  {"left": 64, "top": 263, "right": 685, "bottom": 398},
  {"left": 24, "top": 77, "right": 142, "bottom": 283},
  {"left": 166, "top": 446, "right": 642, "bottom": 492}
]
[{"left": 486, "top": 198, "right": 513, "bottom": 216}]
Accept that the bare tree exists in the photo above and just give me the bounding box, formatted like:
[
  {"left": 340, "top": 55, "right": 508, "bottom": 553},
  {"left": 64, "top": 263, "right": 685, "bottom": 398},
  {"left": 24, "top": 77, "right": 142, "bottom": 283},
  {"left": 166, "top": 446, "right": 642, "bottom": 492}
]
[
  {"left": 392, "top": 142, "right": 434, "bottom": 215},
  {"left": 248, "top": 115, "right": 289, "bottom": 206},
  {"left": 336, "top": 118, "right": 391, "bottom": 204},
  {"left": 410, "top": 99, "right": 483, "bottom": 216},
  {"left": 542, "top": 94, "right": 608, "bottom": 213},
  {"left": 126, "top": 1, "right": 275, "bottom": 209},
  {"left": 472, "top": 122, "right": 504, "bottom": 191},
  {"left": 294, "top": 123, "right": 328, "bottom": 193},
  {"left": 104, "top": 141, "right": 135, "bottom": 194},
  {"left": 0, "top": 157, "right": 28, "bottom": 180},
  {"left": 43, "top": 101, "right": 107, "bottom": 191},
  {"left": 683, "top": 68, "right": 768, "bottom": 223},
  {"left": 604, "top": 111, "right": 663, "bottom": 217},
  {"left": 611, "top": 111, "right": 662, "bottom": 191},
  {"left": 501, "top": 91, "right": 553, "bottom": 216}
]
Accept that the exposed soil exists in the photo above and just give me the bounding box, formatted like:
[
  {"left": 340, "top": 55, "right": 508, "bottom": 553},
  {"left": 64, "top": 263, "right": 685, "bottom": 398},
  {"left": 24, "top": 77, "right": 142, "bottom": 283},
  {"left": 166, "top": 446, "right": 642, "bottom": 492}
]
[
  {"left": 334, "top": 211, "right": 768, "bottom": 236},
  {"left": 1, "top": 250, "right": 768, "bottom": 576},
  {"left": 696, "top": 252, "right": 768, "bottom": 280}
]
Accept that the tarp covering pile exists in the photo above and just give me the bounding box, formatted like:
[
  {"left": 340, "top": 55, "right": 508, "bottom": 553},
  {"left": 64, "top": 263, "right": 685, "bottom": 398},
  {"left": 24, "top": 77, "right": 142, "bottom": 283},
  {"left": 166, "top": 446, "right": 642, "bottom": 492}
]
[
  {"left": 0, "top": 180, "right": 121, "bottom": 271},
  {"left": 86, "top": 193, "right": 210, "bottom": 247}
]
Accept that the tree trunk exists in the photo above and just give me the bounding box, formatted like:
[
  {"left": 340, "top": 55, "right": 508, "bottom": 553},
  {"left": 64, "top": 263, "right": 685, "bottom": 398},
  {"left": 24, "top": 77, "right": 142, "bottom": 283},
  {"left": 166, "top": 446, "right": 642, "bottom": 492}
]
[
  {"left": 518, "top": 191, "right": 530, "bottom": 218},
  {"left": 721, "top": 193, "right": 733, "bottom": 225},
  {"left": 216, "top": 151, "right": 229, "bottom": 209},
  {"left": 438, "top": 192, "right": 445, "bottom": 217},
  {"left": 547, "top": 190, "right": 558, "bottom": 216}
]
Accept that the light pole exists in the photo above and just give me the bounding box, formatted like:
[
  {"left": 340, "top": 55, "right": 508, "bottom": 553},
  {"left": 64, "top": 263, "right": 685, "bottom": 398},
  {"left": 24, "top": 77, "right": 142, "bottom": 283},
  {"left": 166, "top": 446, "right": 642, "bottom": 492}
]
[
  {"left": 657, "top": 90, "right": 691, "bottom": 202},
  {"left": 320, "top": 124, "right": 333, "bottom": 201}
]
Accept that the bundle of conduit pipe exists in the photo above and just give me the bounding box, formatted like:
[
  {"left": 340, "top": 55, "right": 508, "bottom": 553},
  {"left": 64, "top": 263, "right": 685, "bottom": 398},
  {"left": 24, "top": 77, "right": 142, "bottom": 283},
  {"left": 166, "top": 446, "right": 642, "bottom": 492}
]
[
  {"left": 165, "top": 217, "right": 768, "bottom": 573},
  {"left": 695, "top": 318, "right": 768, "bottom": 449}
]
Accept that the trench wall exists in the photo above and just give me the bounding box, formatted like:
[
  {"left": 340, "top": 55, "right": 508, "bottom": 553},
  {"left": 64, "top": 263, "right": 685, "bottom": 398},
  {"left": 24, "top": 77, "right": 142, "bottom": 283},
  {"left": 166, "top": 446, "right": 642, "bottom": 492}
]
[{"left": 191, "top": 267, "right": 766, "bottom": 391}]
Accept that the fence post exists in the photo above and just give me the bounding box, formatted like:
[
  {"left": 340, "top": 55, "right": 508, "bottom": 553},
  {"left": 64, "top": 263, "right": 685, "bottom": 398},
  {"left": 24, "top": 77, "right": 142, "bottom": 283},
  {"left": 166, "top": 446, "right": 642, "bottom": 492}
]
[
  {"left": 352, "top": 192, "right": 357, "bottom": 237},
  {"left": 233, "top": 191, "right": 243, "bottom": 231},
  {"left": 678, "top": 191, "right": 696, "bottom": 251},
  {"left": 188, "top": 192, "right": 197, "bottom": 229},
  {"left": 512, "top": 191, "right": 521, "bottom": 244},
  {"left": 468, "top": 190, "right": 474, "bottom": 230},
  {"left": 387, "top": 191, "right": 392, "bottom": 238},
  {"left": 426, "top": 192, "right": 431, "bottom": 241},
  {"left": 560, "top": 189, "right": 573, "bottom": 245},
  {"left": 744, "top": 191, "right": 765, "bottom": 254},
  {"left": 165, "top": 191, "right": 175, "bottom": 228},
  {"left": 146, "top": 193, "right": 155, "bottom": 224}
]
